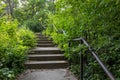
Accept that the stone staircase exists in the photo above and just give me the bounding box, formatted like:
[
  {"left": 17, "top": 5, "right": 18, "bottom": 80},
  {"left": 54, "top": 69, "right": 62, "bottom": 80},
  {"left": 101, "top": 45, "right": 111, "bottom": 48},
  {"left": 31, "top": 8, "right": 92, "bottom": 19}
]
[{"left": 25, "top": 33, "right": 68, "bottom": 69}]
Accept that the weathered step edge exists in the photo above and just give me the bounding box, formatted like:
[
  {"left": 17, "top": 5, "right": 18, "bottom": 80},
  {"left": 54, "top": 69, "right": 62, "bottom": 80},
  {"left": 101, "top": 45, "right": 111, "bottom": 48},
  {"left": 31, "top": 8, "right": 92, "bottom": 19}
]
[
  {"left": 25, "top": 61, "right": 68, "bottom": 69},
  {"left": 36, "top": 44, "right": 55, "bottom": 47},
  {"left": 37, "top": 41, "right": 53, "bottom": 44},
  {"left": 29, "top": 47, "right": 63, "bottom": 54},
  {"left": 28, "top": 54, "right": 65, "bottom": 61}
]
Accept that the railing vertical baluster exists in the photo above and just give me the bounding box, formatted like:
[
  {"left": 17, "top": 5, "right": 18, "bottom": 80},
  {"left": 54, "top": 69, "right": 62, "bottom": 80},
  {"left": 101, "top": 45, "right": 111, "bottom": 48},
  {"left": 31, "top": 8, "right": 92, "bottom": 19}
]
[
  {"left": 68, "top": 41, "right": 71, "bottom": 68},
  {"left": 80, "top": 52, "right": 84, "bottom": 80}
]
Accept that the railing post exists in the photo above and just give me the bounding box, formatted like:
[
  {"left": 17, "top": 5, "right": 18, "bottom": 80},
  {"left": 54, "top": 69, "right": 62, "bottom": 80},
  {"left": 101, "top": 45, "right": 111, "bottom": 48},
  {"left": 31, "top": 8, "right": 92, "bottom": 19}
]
[
  {"left": 80, "top": 52, "right": 83, "bottom": 80},
  {"left": 68, "top": 41, "right": 71, "bottom": 67}
]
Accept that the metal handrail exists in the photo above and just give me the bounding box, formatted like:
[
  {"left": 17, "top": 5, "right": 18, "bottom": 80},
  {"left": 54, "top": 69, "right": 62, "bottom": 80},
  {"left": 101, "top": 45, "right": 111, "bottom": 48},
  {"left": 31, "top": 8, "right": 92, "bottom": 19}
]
[
  {"left": 68, "top": 38, "right": 115, "bottom": 80},
  {"left": 53, "top": 24, "right": 58, "bottom": 31},
  {"left": 52, "top": 24, "right": 67, "bottom": 36}
]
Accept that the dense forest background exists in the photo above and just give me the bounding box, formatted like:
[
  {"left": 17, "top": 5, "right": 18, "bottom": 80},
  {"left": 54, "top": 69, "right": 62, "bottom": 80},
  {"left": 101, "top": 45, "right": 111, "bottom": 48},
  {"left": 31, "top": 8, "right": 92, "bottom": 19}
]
[{"left": 0, "top": 0, "right": 120, "bottom": 80}]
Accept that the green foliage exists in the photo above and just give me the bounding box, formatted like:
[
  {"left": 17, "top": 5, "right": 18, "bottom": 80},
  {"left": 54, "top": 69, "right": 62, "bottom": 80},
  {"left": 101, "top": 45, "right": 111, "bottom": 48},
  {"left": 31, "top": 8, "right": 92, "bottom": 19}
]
[
  {"left": 0, "top": 17, "right": 36, "bottom": 80},
  {"left": 13, "top": 0, "right": 54, "bottom": 32},
  {"left": 44, "top": 0, "right": 120, "bottom": 79},
  {"left": 17, "top": 27, "right": 36, "bottom": 47},
  {"left": 70, "top": 64, "right": 80, "bottom": 77},
  {"left": 0, "top": 68, "right": 15, "bottom": 80},
  {"left": 24, "top": 19, "right": 43, "bottom": 32}
]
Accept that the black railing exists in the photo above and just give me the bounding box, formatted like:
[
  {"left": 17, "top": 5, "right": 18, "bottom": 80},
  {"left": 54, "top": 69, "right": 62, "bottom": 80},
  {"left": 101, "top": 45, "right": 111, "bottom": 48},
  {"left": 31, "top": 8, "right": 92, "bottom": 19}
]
[{"left": 68, "top": 38, "right": 115, "bottom": 80}]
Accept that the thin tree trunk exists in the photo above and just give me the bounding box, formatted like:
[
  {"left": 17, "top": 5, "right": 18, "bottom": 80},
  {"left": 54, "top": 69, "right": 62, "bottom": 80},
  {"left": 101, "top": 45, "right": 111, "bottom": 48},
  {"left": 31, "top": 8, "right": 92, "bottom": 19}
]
[{"left": 8, "top": 0, "right": 13, "bottom": 16}]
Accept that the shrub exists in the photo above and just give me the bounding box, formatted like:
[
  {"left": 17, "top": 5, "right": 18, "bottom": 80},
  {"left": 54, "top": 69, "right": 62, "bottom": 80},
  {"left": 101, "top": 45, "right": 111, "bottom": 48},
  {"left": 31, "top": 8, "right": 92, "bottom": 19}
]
[
  {"left": 0, "top": 17, "right": 36, "bottom": 80},
  {"left": 17, "top": 27, "right": 36, "bottom": 48}
]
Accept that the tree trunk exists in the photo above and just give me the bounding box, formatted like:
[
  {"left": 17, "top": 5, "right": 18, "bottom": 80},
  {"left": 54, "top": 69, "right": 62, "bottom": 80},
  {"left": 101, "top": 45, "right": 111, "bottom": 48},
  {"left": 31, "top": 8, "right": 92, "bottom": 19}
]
[{"left": 8, "top": 0, "right": 13, "bottom": 16}]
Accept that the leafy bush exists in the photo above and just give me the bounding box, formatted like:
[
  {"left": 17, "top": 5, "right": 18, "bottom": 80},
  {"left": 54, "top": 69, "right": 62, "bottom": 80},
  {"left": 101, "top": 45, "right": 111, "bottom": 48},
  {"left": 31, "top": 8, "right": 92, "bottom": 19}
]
[
  {"left": 17, "top": 27, "right": 36, "bottom": 48},
  {"left": 0, "top": 68, "right": 15, "bottom": 80},
  {"left": 0, "top": 17, "right": 36, "bottom": 80}
]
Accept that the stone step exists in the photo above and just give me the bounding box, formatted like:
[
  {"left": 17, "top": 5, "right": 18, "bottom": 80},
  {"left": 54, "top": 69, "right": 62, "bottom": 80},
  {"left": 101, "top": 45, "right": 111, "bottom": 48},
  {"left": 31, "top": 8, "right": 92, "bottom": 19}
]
[
  {"left": 36, "top": 44, "right": 55, "bottom": 47},
  {"left": 35, "top": 33, "right": 50, "bottom": 37},
  {"left": 37, "top": 41, "right": 53, "bottom": 44},
  {"left": 37, "top": 40, "right": 53, "bottom": 43},
  {"left": 25, "top": 61, "right": 68, "bottom": 69},
  {"left": 29, "top": 47, "right": 62, "bottom": 54},
  {"left": 28, "top": 54, "right": 65, "bottom": 61},
  {"left": 35, "top": 34, "right": 48, "bottom": 38},
  {"left": 29, "top": 51, "right": 62, "bottom": 54},
  {"left": 37, "top": 38, "right": 51, "bottom": 41},
  {"left": 36, "top": 36, "right": 49, "bottom": 38},
  {"left": 35, "top": 33, "right": 43, "bottom": 36},
  {"left": 37, "top": 39, "right": 52, "bottom": 41},
  {"left": 36, "top": 37, "right": 51, "bottom": 40}
]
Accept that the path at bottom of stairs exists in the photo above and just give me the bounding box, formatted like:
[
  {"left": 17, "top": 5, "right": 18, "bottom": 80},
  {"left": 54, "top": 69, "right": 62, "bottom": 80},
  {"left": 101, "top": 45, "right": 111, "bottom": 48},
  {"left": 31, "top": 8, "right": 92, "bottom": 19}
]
[{"left": 16, "top": 69, "right": 77, "bottom": 80}]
